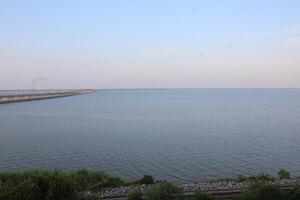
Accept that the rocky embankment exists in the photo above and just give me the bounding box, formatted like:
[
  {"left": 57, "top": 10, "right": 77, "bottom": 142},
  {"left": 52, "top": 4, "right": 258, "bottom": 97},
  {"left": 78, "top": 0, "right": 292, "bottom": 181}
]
[{"left": 82, "top": 178, "right": 300, "bottom": 199}]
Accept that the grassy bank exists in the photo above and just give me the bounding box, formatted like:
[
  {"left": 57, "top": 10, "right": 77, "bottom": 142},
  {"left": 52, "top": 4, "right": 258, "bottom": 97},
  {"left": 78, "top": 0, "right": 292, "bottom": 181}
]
[{"left": 0, "top": 169, "right": 153, "bottom": 200}]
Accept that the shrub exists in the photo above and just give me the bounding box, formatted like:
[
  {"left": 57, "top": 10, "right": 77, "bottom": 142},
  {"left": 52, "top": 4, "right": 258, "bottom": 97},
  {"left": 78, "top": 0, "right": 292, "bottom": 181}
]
[
  {"left": 278, "top": 169, "right": 291, "bottom": 179},
  {"left": 236, "top": 175, "right": 248, "bottom": 182},
  {"left": 145, "top": 182, "right": 183, "bottom": 200},
  {"left": 234, "top": 173, "right": 274, "bottom": 183},
  {"left": 193, "top": 191, "right": 216, "bottom": 200},
  {"left": 255, "top": 173, "right": 274, "bottom": 182},
  {"left": 14, "top": 180, "right": 42, "bottom": 200},
  {"left": 233, "top": 191, "right": 256, "bottom": 200},
  {"left": 234, "top": 185, "right": 283, "bottom": 200},
  {"left": 0, "top": 169, "right": 130, "bottom": 199},
  {"left": 0, "top": 180, "right": 41, "bottom": 200},
  {"left": 285, "top": 188, "right": 300, "bottom": 200},
  {"left": 0, "top": 186, "right": 12, "bottom": 200},
  {"left": 140, "top": 175, "right": 154, "bottom": 185},
  {"left": 47, "top": 175, "right": 76, "bottom": 200},
  {"left": 128, "top": 189, "right": 143, "bottom": 200}
]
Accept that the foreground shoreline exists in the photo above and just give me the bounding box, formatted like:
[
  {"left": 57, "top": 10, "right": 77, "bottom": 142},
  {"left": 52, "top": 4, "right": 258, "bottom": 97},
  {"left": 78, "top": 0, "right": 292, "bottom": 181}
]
[{"left": 1, "top": 169, "right": 299, "bottom": 199}]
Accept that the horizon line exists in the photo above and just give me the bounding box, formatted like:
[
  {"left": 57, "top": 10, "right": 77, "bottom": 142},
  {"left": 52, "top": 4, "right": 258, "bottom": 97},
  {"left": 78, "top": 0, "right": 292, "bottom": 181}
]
[{"left": 1, "top": 87, "right": 300, "bottom": 91}]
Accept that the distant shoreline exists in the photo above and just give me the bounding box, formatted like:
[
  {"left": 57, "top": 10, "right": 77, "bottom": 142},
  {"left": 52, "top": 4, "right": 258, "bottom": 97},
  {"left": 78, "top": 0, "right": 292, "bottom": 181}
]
[
  {"left": 0, "top": 89, "right": 94, "bottom": 104},
  {"left": 94, "top": 88, "right": 300, "bottom": 91},
  {"left": 2, "top": 88, "right": 299, "bottom": 91}
]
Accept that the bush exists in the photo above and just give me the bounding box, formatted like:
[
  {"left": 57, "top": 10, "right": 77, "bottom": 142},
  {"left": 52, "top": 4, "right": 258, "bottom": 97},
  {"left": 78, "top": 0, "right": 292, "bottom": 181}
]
[
  {"left": 145, "top": 182, "right": 183, "bottom": 200},
  {"left": 0, "top": 169, "right": 124, "bottom": 200},
  {"left": 234, "top": 185, "right": 283, "bottom": 200},
  {"left": 255, "top": 185, "right": 283, "bottom": 200},
  {"left": 236, "top": 175, "right": 248, "bottom": 182},
  {"left": 193, "top": 191, "right": 216, "bottom": 200},
  {"left": 140, "top": 175, "right": 154, "bottom": 185},
  {"left": 255, "top": 173, "right": 274, "bottom": 182},
  {"left": 102, "top": 176, "right": 125, "bottom": 188},
  {"left": 0, "top": 186, "right": 12, "bottom": 200},
  {"left": 0, "top": 174, "right": 77, "bottom": 200},
  {"left": 128, "top": 189, "right": 143, "bottom": 200},
  {"left": 0, "top": 179, "right": 43, "bottom": 200},
  {"left": 125, "top": 174, "right": 154, "bottom": 186},
  {"left": 47, "top": 175, "right": 76, "bottom": 200},
  {"left": 278, "top": 169, "right": 291, "bottom": 179},
  {"left": 16, "top": 180, "right": 42, "bottom": 200},
  {"left": 234, "top": 173, "right": 274, "bottom": 183},
  {"left": 286, "top": 188, "right": 300, "bottom": 200},
  {"left": 233, "top": 191, "right": 256, "bottom": 200}
]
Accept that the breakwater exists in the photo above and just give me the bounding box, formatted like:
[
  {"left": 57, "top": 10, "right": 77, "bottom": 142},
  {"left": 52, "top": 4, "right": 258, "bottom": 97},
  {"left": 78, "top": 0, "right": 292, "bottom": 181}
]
[{"left": 0, "top": 89, "right": 94, "bottom": 104}]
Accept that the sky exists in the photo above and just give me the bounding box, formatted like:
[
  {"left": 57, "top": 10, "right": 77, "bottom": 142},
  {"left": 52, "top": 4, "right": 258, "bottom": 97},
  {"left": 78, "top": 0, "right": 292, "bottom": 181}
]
[{"left": 1, "top": 0, "right": 300, "bottom": 89}]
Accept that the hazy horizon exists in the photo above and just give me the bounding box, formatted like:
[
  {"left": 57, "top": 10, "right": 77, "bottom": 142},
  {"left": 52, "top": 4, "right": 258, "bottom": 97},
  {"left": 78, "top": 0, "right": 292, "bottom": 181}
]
[
  {"left": 1, "top": 0, "right": 300, "bottom": 90},
  {"left": 1, "top": 87, "right": 300, "bottom": 91}
]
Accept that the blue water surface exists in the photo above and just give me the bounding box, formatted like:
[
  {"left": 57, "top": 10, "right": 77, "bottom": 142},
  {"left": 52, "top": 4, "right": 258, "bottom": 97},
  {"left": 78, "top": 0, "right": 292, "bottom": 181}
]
[{"left": 0, "top": 89, "right": 299, "bottom": 182}]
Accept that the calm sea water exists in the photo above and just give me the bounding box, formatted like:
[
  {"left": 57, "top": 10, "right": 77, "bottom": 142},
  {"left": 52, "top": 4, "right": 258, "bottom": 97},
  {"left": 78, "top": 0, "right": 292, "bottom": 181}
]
[{"left": 0, "top": 89, "right": 299, "bottom": 182}]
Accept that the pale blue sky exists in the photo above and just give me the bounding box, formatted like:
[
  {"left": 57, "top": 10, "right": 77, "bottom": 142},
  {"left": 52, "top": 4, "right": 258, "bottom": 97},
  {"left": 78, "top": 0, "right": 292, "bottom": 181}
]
[{"left": 1, "top": 0, "right": 300, "bottom": 89}]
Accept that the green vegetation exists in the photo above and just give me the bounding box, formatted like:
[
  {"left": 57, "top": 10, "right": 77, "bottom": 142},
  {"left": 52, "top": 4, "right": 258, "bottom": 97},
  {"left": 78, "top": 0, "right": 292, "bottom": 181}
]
[
  {"left": 0, "top": 169, "right": 125, "bottom": 200},
  {"left": 145, "top": 182, "right": 183, "bottom": 200},
  {"left": 128, "top": 188, "right": 143, "bottom": 200},
  {"left": 193, "top": 191, "right": 216, "bottom": 200},
  {"left": 0, "top": 169, "right": 298, "bottom": 200},
  {"left": 214, "top": 169, "right": 292, "bottom": 183},
  {"left": 234, "top": 173, "right": 274, "bottom": 182},
  {"left": 0, "top": 173, "right": 77, "bottom": 200},
  {"left": 0, "top": 169, "right": 126, "bottom": 191},
  {"left": 278, "top": 169, "right": 291, "bottom": 179},
  {"left": 143, "top": 184, "right": 300, "bottom": 200},
  {"left": 0, "top": 170, "right": 155, "bottom": 200},
  {"left": 140, "top": 175, "right": 154, "bottom": 185},
  {"left": 286, "top": 188, "right": 300, "bottom": 200},
  {"left": 126, "top": 174, "right": 154, "bottom": 186},
  {"left": 233, "top": 185, "right": 300, "bottom": 200}
]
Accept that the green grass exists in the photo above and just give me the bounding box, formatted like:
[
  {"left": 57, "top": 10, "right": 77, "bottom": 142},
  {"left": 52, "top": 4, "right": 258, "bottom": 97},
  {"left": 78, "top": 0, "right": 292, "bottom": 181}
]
[{"left": 0, "top": 169, "right": 127, "bottom": 200}]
